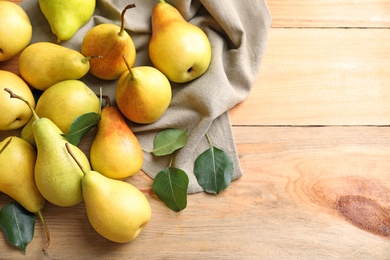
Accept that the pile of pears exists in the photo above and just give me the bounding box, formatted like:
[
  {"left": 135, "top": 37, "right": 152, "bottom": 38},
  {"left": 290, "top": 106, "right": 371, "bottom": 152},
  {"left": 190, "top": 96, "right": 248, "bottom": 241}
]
[
  {"left": 0, "top": 0, "right": 212, "bottom": 248},
  {"left": 2, "top": 88, "right": 151, "bottom": 245}
]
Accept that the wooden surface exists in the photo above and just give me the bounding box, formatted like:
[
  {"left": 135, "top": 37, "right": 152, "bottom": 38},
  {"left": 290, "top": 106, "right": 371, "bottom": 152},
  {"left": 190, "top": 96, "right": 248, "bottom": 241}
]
[{"left": 1, "top": 0, "right": 390, "bottom": 259}]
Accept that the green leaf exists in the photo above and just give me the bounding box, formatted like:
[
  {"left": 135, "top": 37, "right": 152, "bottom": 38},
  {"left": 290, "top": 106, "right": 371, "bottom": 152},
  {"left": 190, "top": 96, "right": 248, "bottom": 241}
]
[
  {"left": 194, "top": 146, "right": 234, "bottom": 194},
  {"left": 62, "top": 112, "right": 101, "bottom": 145},
  {"left": 152, "top": 167, "right": 189, "bottom": 212},
  {"left": 0, "top": 202, "right": 36, "bottom": 254},
  {"left": 152, "top": 129, "right": 188, "bottom": 156}
]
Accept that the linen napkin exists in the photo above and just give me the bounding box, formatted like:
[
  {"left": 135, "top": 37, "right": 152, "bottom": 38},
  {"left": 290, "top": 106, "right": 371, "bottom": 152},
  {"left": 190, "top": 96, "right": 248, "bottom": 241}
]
[{"left": 20, "top": 0, "right": 272, "bottom": 193}]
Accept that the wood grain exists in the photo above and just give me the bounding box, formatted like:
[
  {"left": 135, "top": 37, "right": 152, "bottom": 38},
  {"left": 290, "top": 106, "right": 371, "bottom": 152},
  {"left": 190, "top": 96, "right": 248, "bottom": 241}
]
[
  {"left": 267, "top": 0, "right": 390, "bottom": 28},
  {"left": 230, "top": 28, "right": 390, "bottom": 126},
  {"left": 2, "top": 127, "right": 390, "bottom": 259}
]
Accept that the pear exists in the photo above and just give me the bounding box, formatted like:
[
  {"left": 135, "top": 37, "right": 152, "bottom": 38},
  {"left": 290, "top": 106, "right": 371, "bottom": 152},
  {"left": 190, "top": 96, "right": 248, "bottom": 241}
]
[
  {"left": 0, "top": 1, "right": 32, "bottom": 61},
  {"left": 0, "top": 136, "right": 50, "bottom": 251},
  {"left": 19, "top": 42, "right": 92, "bottom": 91},
  {"left": 116, "top": 56, "right": 172, "bottom": 124},
  {"left": 66, "top": 143, "right": 152, "bottom": 243},
  {"left": 21, "top": 80, "right": 101, "bottom": 145},
  {"left": 4, "top": 88, "right": 90, "bottom": 207},
  {"left": 90, "top": 97, "right": 143, "bottom": 180},
  {"left": 81, "top": 4, "right": 136, "bottom": 80},
  {"left": 149, "top": 0, "right": 212, "bottom": 83},
  {"left": 39, "top": 0, "right": 96, "bottom": 42},
  {"left": 0, "top": 70, "right": 35, "bottom": 131},
  {"left": 0, "top": 136, "right": 44, "bottom": 213}
]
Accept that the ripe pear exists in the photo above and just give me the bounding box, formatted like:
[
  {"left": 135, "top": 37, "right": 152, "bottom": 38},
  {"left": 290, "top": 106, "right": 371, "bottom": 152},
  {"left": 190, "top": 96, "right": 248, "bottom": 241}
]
[
  {"left": 90, "top": 100, "right": 143, "bottom": 180},
  {"left": 0, "top": 70, "right": 35, "bottom": 130},
  {"left": 149, "top": 0, "right": 212, "bottom": 83},
  {"left": 19, "top": 42, "right": 92, "bottom": 91},
  {"left": 0, "top": 136, "right": 51, "bottom": 251},
  {"left": 5, "top": 88, "right": 90, "bottom": 207},
  {"left": 116, "top": 56, "right": 172, "bottom": 124},
  {"left": 66, "top": 143, "right": 151, "bottom": 243},
  {"left": 81, "top": 4, "right": 136, "bottom": 80},
  {"left": 39, "top": 0, "right": 96, "bottom": 42},
  {"left": 21, "top": 80, "right": 101, "bottom": 145},
  {"left": 0, "top": 1, "right": 32, "bottom": 61},
  {"left": 0, "top": 136, "right": 44, "bottom": 213}
]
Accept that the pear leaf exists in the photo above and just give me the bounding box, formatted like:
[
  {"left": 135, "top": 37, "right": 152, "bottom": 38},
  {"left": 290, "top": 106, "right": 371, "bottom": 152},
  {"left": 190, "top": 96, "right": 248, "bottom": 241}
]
[
  {"left": 152, "top": 167, "right": 189, "bottom": 212},
  {"left": 194, "top": 146, "right": 234, "bottom": 194},
  {"left": 0, "top": 202, "right": 36, "bottom": 254},
  {"left": 62, "top": 112, "right": 101, "bottom": 145},
  {"left": 152, "top": 129, "right": 188, "bottom": 156}
]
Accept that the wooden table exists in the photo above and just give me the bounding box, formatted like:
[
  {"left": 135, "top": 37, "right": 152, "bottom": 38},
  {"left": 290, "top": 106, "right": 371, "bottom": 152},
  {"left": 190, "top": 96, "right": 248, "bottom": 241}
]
[{"left": 1, "top": 0, "right": 390, "bottom": 259}]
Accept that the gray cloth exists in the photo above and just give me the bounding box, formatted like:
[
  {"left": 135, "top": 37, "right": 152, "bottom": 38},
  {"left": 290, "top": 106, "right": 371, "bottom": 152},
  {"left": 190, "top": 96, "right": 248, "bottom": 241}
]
[{"left": 20, "top": 0, "right": 271, "bottom": 193}]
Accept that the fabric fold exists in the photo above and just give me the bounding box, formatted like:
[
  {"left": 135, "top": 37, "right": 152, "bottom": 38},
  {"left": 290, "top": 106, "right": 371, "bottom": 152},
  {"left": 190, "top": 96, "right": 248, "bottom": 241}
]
[{"left": 20, "top": 0, "right": 272, "bottom": 193}]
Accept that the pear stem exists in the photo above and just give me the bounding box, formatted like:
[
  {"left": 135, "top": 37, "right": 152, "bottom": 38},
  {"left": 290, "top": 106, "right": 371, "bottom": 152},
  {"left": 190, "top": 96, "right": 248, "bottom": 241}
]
[
  {"left": 141, "top": 147, "right": 152, "bottom": 153},
  {"left": 81, "top": 55, "right": 102, "bottom": 64},
  {"left": 4, "top": 88, "right": 39, "bottom": 121},
  {"left": 99, "top": 87, "right": 103, "bottom": 114},
  {"left": 122, "top": 55, "right": 135, "bottom": 80},
  {"left": 36, "top": 210, "right": 51, "bottom": 252},
  {"left": 168, "top": 156, "right": 174, "bottom": 167},
  {"left": 104, "top": 95, "right": 112, "bottom": 107},
  {"left": 65, "top": 143, "right": 88, "bottom": 175},
  {"left": 95, "top": 91, "right": 111, "bottom": 110},
  {"left": 205, "top": 132, "right": 213, "bottom": 147},
  {"left": 0, "top": 137, "right": 12, "bottom": 154},
  {"left": 119, "top": 4, "right": 136, "bottom": 36}
]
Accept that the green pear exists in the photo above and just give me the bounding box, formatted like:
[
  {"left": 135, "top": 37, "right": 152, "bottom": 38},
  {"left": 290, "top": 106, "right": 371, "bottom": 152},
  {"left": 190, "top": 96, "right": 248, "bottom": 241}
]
[
  {"left": 90, "top": 98, "right": 143, "bottom": 180},
  {"left": 0, "top": 1, "right": 32, "bottom": 61},
  {"left": 39, "top": 0, "right": 96, "bottom": 42},
  {"left": 19, "top": 42, "right": 92, "bottom": 91},
  {"left": 0, "top": 136, "right": 51, "bottom": 251},
  {"left": 66, "top": 143, "right": 152, "bottom": 243},
  {"left": 21, "top": 80, "right": 101, "bottom": 145},
  {"left": 0, "top": 70, "right": 35, "bottom": 131},
  {"left": 81, "top": 4, "right": 136, "bottom": 80},
  {"left": 116, "top": 56, "right": 172, "bottom": 124},
  {"left": 5, "top": 88, "right": 90, "bottom": 207},
  {"left": 149, "top": 0, "right": 212, "bottom": 83}
]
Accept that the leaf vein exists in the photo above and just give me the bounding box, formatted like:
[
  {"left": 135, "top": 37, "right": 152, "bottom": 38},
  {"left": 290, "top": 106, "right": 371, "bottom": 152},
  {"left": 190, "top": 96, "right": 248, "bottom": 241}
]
[
  {"left": 12, "top": 204, "right": 24, "bottom": 248},
  {"left": 168, "top": 169, "right": 180, "bottom": 209},
  {"left": 211, "top": 147, "right": 218, "bottom": 191}
]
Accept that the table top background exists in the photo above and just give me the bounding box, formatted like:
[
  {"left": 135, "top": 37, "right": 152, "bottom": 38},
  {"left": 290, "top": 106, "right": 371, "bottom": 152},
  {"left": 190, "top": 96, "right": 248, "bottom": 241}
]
[{"left": 1, "top": 0, "right": 390, "bottom": 259}]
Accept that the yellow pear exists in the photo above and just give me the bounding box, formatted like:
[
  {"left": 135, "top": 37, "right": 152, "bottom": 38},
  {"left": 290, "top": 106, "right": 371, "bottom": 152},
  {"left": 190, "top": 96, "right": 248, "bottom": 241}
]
[
  {"left": 83, "top": 171, "right": 152, "bottom": 242},
  {"left": 66, "top": 143, "right": 152, "bottom": 243},
  {"left": 5, "top": 88, "right": 90, "bottom": 207},
  {"left": 0, "top": 1, "right": 32, "bottom": 61},
  {"left": 90, "top": 100, "right": 143, "bottom": 180},
  {"left": 0, "top": 135, "right": 50, "bottom": 251},
  {"left": 19, "top": 42, "right": 92, "bottom": 91},
  {"left": 116, "top": 56, "right": 172, "bottom": 124},
  {"left": 39, "top": 0, "right": 96, "bottom": 42},
  {"left": 0, "top": 70, "right": 35, "bottom": 130},
  {"left": 149, "top": 0, "right": 212, "bottom": 83},
  {"left": 81, "top": 4, "right": 136, "bottom": 80},
  {"left": 21, "top": 80, "right": 101, "bottom": 145},
  {"left": 0, "top": 136, "right": 44, "bottom": 213}
]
